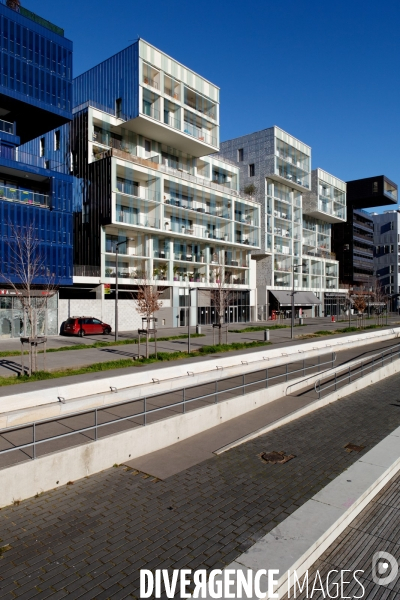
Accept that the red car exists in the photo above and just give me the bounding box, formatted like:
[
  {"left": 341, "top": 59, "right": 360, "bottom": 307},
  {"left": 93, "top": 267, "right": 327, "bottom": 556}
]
[{"left": 63, "top": 316, "right": 112, "bottom": 337}]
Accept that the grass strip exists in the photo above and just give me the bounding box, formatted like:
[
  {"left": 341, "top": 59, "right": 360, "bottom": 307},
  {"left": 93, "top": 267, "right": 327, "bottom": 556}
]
[
  {"left": 0, "top": 333, "right": 205, "bottom": 359},
  {"left": 0, "top": 339, "right": 271, "bottom": 387}
]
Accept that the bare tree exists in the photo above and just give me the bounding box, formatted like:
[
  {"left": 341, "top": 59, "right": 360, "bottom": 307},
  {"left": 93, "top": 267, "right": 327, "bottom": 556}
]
[
  {"left": 134, "top": 277, "right": 164, "bottom": 358},
  {"left": 209, "top": 271, "right": 235, "bottom": 345},
  {"left": 371, "top": 277, "right": 386, "bottom": 318},
  {"left": 2, "top": 222, "right": 58, "bottom": 374}
]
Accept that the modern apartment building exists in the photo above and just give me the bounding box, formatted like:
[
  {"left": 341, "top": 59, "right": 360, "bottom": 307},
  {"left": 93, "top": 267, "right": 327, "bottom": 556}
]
[
  {"left": 0, "top": 0, "right": 73, "bottom": 338},
  {"left": 62, "top": 39, "right": 260, "bottom": 329},
  {"left": 332, "top": 175, "right": 398, "bottom": 289},
  {"left": 372, "top": 210, "right": 400, "bottom": 309},
  {"left": 215, "top": 127, "right": 347, "bottom": 318}
]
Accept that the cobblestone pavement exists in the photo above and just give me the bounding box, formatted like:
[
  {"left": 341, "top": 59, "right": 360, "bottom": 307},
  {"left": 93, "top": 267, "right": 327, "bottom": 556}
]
[
  {"left": 282, "top": 471, "right": 400, "bottom": 600},
  {"left": 1, "top": 373, "right": 400, "bottom": 599}
]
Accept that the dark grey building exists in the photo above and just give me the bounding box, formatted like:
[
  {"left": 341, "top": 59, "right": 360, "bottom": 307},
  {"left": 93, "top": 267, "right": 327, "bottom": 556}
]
[
  {"left": 332, "top": 176, "right": 398, "bottom": 288},
  {"left": 373, "top": 210, "right": 400, "bottom": 309}
]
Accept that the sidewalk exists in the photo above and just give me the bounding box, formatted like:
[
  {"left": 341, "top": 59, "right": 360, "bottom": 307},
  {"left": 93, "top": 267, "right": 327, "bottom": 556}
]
[{"left": 0, "top": 317, "right": 399, "bottom": 380}]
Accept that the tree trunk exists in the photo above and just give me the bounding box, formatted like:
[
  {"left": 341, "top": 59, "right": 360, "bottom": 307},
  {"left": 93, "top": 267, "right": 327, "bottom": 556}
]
[{"left": 146, "top": 333, "right": 149, "bottom": 358}]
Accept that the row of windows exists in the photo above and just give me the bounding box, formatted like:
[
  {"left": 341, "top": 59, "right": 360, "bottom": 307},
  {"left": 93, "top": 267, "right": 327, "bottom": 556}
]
[
  {"left": 1, "top": 53, "right": 71, "bottom": 110},
  {"left": 0, "top": 16, "right": 72, "bottom": 78}
]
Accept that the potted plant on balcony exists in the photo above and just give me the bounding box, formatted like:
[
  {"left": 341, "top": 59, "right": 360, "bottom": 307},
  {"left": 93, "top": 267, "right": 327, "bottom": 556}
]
[
  {"left": 200, "top": 250, "right": 204, "bottom": 263},
  {"left": 173, "top": 265, "right": 179, "bottom": 281},
  {"left": 153, "top": 267, "right": 159, "bottom": 280},
  {"left": 165, "top": 220, "right": 170, "bottom": 231}
]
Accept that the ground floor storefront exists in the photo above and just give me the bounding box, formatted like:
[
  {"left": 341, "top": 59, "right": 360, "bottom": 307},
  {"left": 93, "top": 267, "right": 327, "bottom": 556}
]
[{"left": 0, "top": 292, "right": 58, "bottom": 339}]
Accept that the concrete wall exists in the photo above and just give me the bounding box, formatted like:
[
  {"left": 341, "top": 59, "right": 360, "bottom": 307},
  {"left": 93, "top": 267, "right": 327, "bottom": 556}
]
[{"left": 1, "top": 345, "right": 400, "bottom": 508}]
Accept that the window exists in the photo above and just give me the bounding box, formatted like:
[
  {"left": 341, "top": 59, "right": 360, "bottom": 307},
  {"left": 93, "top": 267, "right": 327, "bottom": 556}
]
[
  {"left": 54, "top": 130, "right": 60, "bottom": 151},
  {"left": 373, "top": 181, "right": 378, "bottom": 194},
  {"left": 144, "top": 139, "right": 151, "bottom": 156},
  {"left": 116, "top": 98, "right": 122, "bottom": 118},
  {"left": 40, "top": 137, "right": 45, "bottom": 157},
  {"left": 249, "top": 163, "right": 255, "bottom": 177},
  {"left": 237, "top": 148, "right": 243, "bottom": 162}
]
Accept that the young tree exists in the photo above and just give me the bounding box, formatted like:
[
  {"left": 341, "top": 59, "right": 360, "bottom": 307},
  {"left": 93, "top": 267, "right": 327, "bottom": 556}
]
[
  {"left": 2, "top": 222, "right": 58, "bottom": 374},
  {"left": 371, "top": 276, "right": 386, "bottom": 320},
  {"left": 210, "top": 271, "right": 234, "bottom": 345},
  {"left": 134, "top": 277, "right": 164, "bottom": 358},
  {"left": 353, "top": 291, "right": 367, "bottom": 314}
]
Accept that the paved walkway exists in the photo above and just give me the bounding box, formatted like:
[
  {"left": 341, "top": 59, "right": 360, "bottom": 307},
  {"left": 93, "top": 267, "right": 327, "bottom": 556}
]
[
  {"left": 0, "top": 317, "right": 398, "bottom": 379},
  {"left": 283, "top": 470, "right": 400, "bottom": 600},
  {"left": 0, "top": 369, "right": 400, "bottom": 598}
]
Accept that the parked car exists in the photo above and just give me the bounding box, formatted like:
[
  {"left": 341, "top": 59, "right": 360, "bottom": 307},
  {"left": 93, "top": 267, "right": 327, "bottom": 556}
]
[{"left": 63, "top": 317, "right": 112, "bottom": 337}]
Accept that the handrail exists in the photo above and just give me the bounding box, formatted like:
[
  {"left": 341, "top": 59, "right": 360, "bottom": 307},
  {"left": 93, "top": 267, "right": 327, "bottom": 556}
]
[
  {"left": 314, "top": 343, "right": 400, "bottom": 399},
  {"left": 286, "top": 352, "right": 336, "bottom": 395},
  {"left": 0, "top": 353, "right": 335, "bottom": 465}
]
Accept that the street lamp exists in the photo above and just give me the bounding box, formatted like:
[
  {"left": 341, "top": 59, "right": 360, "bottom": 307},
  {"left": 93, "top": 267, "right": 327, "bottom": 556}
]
[
  {"left": 187, "top": 288, "right": 196, "bottom": 353},
  {"left": 290, "top": 266, "right": 299, "bottom": 339},
  {"left": 114, "top": 237, "right": 133, "bottom": 342}
]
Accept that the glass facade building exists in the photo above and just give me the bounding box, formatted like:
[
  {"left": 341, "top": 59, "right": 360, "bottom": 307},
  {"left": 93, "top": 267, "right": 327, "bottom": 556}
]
[{"left": 0, "top": 1, "right": 73, "bottom": 337}]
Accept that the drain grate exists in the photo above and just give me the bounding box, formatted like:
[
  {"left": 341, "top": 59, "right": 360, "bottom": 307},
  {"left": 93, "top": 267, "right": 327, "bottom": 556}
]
[
  {"left": 344, "top": 443, "right": 365, "bottom": 453},
  {"left": 258, "top": 451, "right": 296, "bottom": 464}
]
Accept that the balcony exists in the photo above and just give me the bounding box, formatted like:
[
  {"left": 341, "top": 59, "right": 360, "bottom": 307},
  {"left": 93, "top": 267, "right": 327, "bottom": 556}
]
[
  {"left": 115, "top": 210, "right": 160, "bottom": 229},
  {"left": 164, "top": 196, "right": 230, "bottom": 220},
  {"left": 166, "top": 221, "right": 231, "bottom": 242},
  {"left": 0, "top": 183, "right": 49, "bottom": 208},
  {"left": 0, "top": 145, "right": 63, "bottom": 172},
  {"left": 183, "top": 120, "right": 217, "bottom": 147},
  {"left": 74, "top": 265, "right": 101, "bottom": 277},
  {"left": 99, "top": 147, "right": 241, "bottom": 196}
]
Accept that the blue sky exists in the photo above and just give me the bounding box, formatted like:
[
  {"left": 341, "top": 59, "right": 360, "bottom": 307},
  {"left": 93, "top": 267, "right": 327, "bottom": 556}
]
[{"left": 27, "top": 0, "right": 399, "bottom": 212}]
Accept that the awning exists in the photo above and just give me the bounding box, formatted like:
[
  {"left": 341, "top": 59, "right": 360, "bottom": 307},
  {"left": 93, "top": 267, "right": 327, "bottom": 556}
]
[{"left": 270, "top": 290, "right": 322, "bottom": 306}]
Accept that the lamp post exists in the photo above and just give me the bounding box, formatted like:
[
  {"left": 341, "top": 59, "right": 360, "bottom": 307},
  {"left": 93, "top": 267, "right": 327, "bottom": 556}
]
[
  {"left": 187, "top": 288, "right": 195, "bottom": 353},
  {"left": 114, "top": 237, "right": 133, "bottom": 342},
  {"left": 290, "top": 266, "right": 299, "bottom": 340}
]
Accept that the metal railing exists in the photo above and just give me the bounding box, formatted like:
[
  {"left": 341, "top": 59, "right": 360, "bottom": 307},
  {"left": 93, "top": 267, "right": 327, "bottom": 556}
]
[
  {"left": 0, "top": 183, "right": 49, "bottom": 208},
  {"left": 0, "top": 353, "right": 336, "bottom": 465},
  {"left": 314, "top": 343, "right": 400, "bottom": 400}
]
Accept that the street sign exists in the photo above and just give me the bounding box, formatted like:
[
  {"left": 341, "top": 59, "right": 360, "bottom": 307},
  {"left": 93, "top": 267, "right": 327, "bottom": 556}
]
[{"left": 104, "top": 284, "right": 111, "bottom": 295}]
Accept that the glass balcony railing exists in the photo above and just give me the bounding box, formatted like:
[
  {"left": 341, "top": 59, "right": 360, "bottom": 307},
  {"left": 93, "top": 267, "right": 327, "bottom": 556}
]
[
  {"left": 164, "top": 197, "right": 230, "bottom": 220},
  {"left": 0, "top": 183, "right": 49, "bottom": 208},
  {"left": 167, "top": 222, "right": 231, "bottom": 242},
  {"left": 115, "top": 210, "right": 160, "bottom": 229},
  {"left": 183, "top": 122, "right": 217, "bottom": 146},
  {"left": 116, "top": 188, "right": 160, "bottom": 203},
  {"left": 142, "top": 105, "right": 160, "bottom": 120},
  {"left": 143, "top": 77, "right": 159, "bottom": 89}
]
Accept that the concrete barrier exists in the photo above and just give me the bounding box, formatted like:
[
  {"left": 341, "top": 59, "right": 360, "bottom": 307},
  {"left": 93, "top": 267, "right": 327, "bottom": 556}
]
[
  {"left": 0, "top": 347, "right": 336, "bottom": 428},
  {"left": 0, "top": 327, "right": 398, "bottom": 419}
]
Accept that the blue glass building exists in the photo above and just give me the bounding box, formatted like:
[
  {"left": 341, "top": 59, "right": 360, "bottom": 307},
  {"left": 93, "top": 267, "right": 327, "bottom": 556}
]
[{"left": 0, "top": 0, "right": 73, "bottom": 337}]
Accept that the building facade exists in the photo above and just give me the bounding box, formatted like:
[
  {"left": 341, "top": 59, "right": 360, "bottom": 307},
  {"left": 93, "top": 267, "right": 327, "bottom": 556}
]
[
  {"left": 332, "top": 175, "right": 398, "bottom": 289},
  {"left": 0, "top": 0, "right": 74, "bottom": 338},
  {"left": 373, "top": 210, "right": 400, "bottom": 309},
  {"left": 215, "top": 127, "right": 347, "bottom": 318},
  {"left": 63, "top": 39, "right": 260, "bottom": 329}
]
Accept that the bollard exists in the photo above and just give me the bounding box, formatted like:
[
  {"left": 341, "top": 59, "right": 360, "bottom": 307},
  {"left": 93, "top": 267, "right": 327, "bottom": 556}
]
[
  {"left": 299, "top": 317, "right": 304, "bottom": 326},
  {"left": 196, "top": 324, "right": 201, "bottom": 334},
  {"left": 264, "top": 329, "right": 270, "bottom": 341}
]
